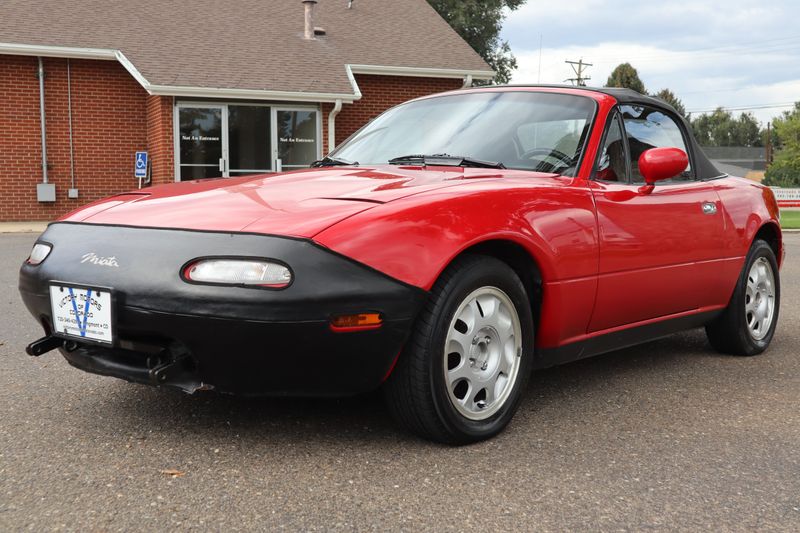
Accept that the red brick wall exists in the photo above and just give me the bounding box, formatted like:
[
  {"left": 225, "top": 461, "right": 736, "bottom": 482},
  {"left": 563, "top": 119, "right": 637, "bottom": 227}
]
[
  {"left": 321, "top": 74, "right": 463, "bottom": 153},
  {"left": 146, "top": 95, "right": 174, "bottom": 185},
  {"left": 0, "top": 55, "right": 149, "bottom": 221},
  {"left": 0, "top": 60, "right": 460, "bottom": 221}
]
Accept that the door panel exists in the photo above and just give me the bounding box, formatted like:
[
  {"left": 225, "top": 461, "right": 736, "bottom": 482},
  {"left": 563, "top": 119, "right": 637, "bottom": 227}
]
[
  {"left": 228, "top": 105, "right": 271, "bottom": 175},
  {"left": 589, "top": 180, "right": 725, "bottom": 332},
  {"left": 275, "top": 109, "right": 319, "bottom": 170},
  {"left": 178, "top": 106, "right": 224, "bottom": 181}
]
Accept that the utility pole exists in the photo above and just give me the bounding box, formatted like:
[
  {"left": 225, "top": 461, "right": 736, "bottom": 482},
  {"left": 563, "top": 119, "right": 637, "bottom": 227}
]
[
  {"left": 765, "top": 122, "right": 773, "bottom": 166},
  {"left": 564, "top": 59, "right": 592, "bottom": 86}
]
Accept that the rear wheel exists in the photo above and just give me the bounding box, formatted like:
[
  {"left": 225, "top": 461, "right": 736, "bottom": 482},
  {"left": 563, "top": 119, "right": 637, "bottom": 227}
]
[
  {"left": 384, "top": 255, "right": 534, "bottom": 444},
  {"left": 706, "top": 239, "right": 780, "bottom": 356}
]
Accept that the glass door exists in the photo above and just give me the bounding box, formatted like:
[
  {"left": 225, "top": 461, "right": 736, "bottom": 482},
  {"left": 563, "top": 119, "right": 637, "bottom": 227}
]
[
  {"left": 176, "top": 104, "right": 320, "bottom": 180},
  {"left": 177, "top": 105, "right": 226, "bottom": 181},
  {"left": 228, "top": 105, "right": 272, "bottom": 176},
  {"left": 274, "top": 108, "right": 320, "bottom": 171}
]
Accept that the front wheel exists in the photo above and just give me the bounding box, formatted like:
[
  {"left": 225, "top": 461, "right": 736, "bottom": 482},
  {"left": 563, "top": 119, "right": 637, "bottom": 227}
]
[
  {"left": 384, "top": 255, "right": 535, "bottom": 444},
  {"left": 706, "top": 239, "right": 780, "bottom": 356}
]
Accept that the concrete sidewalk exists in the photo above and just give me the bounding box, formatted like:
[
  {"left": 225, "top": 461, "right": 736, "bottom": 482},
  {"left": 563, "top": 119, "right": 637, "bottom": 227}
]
[{"left": 0, "top": 222, "right": 49, "bottom": 234}]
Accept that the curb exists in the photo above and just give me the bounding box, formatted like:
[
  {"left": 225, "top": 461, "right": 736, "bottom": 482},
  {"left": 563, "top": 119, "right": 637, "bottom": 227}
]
[{"left": 0, "top": 222, "right": 50, "bottom": 234}]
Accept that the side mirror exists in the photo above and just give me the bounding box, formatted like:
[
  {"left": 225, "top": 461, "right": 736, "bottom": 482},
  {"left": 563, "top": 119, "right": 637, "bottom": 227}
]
[{"left": 638, "top": 147, "right": 689, "bottom": 185}]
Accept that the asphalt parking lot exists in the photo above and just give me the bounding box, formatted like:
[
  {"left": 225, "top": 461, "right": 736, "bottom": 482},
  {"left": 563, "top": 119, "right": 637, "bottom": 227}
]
[{"left": 1, "top": 232, "right": 798, "bottom": 531}]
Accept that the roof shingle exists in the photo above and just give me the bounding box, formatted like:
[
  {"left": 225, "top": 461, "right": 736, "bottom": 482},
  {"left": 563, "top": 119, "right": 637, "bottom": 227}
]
[{"left": 0, "top": 0, "right": 493, "bottom": 96}]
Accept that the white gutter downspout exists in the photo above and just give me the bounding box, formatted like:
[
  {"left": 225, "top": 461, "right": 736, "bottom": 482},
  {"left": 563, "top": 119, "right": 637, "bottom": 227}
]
[
  {"left": 37, "top": 57, "right": 48, "bottom": 184},
  {"left": 328, "top": 99, "right": 343, "bottom": 153},
  {"left": 462, "top": 74, "right": 473, "bottom": 89}
]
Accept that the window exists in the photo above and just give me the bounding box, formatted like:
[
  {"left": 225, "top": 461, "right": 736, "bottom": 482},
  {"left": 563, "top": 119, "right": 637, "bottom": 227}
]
[
  {"left": 178, "top": 107, "right": 223, "bottom": 180},
  {"left": 595, "top": 111, "right": 627, "bottom": 182},
  {"left": 331, "top": 92, "right": 596, "bottom": 175},
  {"left": 276, "top": 110, "right": 319, "bottom": 170},
  {"left": 620, "top": 105, "right": 691, "bottom": 182}
]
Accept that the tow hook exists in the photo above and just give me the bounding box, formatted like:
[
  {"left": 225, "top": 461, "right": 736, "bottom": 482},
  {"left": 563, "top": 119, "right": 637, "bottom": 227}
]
[
  {"left": 148, "top": 354, "right": 192, "bottom": 385},
  {"left": 25, "top": 336, "right": 64, "bottom": 356}
]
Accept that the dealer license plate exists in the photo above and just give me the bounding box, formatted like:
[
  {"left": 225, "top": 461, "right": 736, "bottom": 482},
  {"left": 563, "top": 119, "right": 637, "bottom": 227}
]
[{"left": 49, "top": 284, "right": 114, "bottom": 344}]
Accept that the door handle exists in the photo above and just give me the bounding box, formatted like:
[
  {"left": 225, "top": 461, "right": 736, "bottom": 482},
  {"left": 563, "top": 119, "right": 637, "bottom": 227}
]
[{"left": 701, "top": 202, "right": 717, "bottom": 215}]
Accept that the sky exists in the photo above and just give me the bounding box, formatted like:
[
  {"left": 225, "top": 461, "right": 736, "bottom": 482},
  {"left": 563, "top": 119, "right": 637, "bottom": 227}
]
[{"left": 501, "top": 0, "right": 800, "bottom": 124}]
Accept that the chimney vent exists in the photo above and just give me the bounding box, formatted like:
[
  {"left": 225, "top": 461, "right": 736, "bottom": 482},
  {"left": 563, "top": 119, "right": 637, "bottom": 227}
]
[{"left": 302, "top": 0, "right": 318, "bottom": 40}]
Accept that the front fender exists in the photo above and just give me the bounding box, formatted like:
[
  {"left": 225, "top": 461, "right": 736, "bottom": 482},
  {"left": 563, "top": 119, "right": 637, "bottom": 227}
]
[{"left": 313, "top": 180, "right": 600, "bottom": 348}]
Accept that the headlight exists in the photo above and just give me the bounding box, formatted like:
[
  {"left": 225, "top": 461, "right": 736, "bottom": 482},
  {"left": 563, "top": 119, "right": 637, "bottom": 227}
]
[
  {"left": 27, "top": 243, "right": 52, "bottom": 265},
  {"left": 183, "top": 258, "right": 292, "bottom": 288}
]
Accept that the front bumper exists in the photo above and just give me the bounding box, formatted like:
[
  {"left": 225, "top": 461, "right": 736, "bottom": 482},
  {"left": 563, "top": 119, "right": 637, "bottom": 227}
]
[{"left": 19, "top": 222, "right": 427, "bottom": 395}]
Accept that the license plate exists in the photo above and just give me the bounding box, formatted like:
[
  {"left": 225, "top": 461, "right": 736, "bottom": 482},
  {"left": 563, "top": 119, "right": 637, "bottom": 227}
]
[{"left": 49, "top": 284, "right": 114, "bottom": 344}]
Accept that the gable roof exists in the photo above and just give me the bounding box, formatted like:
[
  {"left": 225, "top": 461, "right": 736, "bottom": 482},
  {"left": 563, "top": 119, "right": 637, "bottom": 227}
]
[{"left": 0, "top": 0, "right": 493, "bottom": 102}]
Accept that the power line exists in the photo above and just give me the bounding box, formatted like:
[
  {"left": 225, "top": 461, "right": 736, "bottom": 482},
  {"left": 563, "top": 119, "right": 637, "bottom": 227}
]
[
  {"left": 586, "top": 36, "right": 800, "bottom": 64},
  {"left": 687, "top": 102, "right": 797, "bottom": 113}
]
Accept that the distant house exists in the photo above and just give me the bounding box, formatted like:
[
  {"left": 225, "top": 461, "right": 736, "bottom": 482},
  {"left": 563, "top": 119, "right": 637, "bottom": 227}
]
[{"left": 0, "top": 0, "right": 492, "bottom": 221}]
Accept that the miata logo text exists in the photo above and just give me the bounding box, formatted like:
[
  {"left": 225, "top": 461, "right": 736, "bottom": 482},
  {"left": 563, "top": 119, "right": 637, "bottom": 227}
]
[{"left": 81, "top": 252, "right": 120, "bottom": 267}]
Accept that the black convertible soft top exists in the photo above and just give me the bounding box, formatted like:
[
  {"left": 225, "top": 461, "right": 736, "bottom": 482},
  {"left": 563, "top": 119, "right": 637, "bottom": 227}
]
[{"left": 495, "top": 85, "right": 724, "bottom": 180}]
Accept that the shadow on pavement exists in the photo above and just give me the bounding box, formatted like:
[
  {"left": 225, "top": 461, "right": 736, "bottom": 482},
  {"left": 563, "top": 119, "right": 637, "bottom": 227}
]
[{"left": 67, "top": 328, "right": 723, "bottom": 446}]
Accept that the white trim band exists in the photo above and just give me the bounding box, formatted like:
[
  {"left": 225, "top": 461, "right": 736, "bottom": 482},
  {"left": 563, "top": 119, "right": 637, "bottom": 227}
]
[
  {"left": 348, "top": 64, "right": 495, "bottom": 80},
  {"left": 0, "top": 43, "right": 494, "bottom": 102},
  {"left": 0, "top": 42, "right": 117, "bottom": 60}
]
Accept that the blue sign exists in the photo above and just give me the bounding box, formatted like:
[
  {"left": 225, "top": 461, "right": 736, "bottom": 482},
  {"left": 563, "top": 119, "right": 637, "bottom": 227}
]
[{"left": 135, "top": 151, "right": 148, "bottom": 178}]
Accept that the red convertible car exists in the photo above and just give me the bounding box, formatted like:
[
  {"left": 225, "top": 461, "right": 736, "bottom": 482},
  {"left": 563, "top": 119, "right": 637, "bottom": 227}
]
[{"left": 20, "top": 86, "right": 783, "bottom": 444}]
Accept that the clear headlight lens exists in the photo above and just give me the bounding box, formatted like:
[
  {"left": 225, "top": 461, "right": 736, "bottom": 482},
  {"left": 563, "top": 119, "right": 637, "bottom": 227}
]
[
  {"left": 27, "top": 243, "right": 52, "bottom": 265},
  {"left": 184, "top": 259, "right": 292, "bottom": 288}
]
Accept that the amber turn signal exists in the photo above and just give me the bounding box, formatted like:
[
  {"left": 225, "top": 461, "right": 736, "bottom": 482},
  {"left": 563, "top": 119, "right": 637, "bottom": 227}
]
[{"left": 330, "top": 313, "right": 383, "bottom": 332}]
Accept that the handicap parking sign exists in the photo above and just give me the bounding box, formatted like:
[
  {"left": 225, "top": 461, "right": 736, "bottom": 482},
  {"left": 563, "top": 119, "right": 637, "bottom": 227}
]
[{"left": 135, "top": 151, "right": 148, "bottom": 178}]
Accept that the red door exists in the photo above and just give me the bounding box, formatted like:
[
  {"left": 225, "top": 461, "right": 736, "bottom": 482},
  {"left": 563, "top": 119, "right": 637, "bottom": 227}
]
[
  {"left": 588, "top": 180, "right": 725, "bottom": 332},
  {"left": 587, "top": 104, "right": 726, "bottom": 333}
]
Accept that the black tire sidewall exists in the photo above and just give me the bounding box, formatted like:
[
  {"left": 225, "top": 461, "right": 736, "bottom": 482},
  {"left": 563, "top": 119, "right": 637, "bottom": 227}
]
[
  {"left": 732, "top": 241, "right": 781, "bottom": 354},
  {"left": 425, "top": 258, "right": 535, "bottom": 442}
]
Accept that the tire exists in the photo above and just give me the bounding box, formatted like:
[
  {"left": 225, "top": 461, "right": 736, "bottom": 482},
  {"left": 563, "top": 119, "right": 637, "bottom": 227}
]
[
  {"left": 706, "top": 239, "right": 780, "bottom": 356},
  {"left": 383, "top": 254, "right": 535, "bottom": 445}
]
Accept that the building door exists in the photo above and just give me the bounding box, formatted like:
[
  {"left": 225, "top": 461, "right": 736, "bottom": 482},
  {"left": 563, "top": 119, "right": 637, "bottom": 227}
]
[
  {"left": 273, "top": 108, "right": 320, "bottom": 172},
  {"left": 176, "top": 104, "right": 320, "bottom": 180},
  {"left": 228, "top": 105, "right": 272, "bottom": 176},
  {"left": 177, "top": 105, "right": 226, "bottom": 181}
]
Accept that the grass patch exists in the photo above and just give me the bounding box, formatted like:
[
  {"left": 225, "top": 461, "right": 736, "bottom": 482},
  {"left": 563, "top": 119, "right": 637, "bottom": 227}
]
[{"left": 781, "top": 210, "right": 800, "bottom": 230}]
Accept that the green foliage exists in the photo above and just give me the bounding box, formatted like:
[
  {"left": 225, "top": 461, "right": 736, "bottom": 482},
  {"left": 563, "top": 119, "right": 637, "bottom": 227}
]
[
  {"left": 605, "top": 63, "right": 646, "bottom": 94},
  {"left": 764, "top": 158, "right": 800, "bottom": 187},
  {"left": 770, "top": 102, "right": 800, "bottom": 152},
  {"left": 653, "top": 88, "right": 687, "bottom": 118},
  {"left": 427, "top": 0, "right": 526, "bottom": 84},
  {"left": 764, "top": 102, "right": 800, "bottom": 187},
  {"left": 690, "top": 108, "right": 763, "bottom": 147}
]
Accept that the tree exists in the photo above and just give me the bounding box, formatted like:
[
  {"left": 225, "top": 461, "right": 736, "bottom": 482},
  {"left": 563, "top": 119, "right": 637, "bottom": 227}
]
[
  {"left": 653, "top": 88, "right": 687, "bottom": 118},
  {"left": 427, "top": 0, "right": 526, "bottom": 84},
  {"left": 605, "top": 63, "right": 646, "bottom": 94},
  {"left": 763, "top": 102, "right": 800, "bottom": 187},
  {"left": 690, "top": 108, "right": 763, "bottom": 147}
]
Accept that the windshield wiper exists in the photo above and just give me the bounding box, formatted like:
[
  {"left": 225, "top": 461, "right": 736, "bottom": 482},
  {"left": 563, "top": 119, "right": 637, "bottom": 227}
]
[
  {"left": 311, "top": 156, "right": 358, "bottom": 168},
  {"left": 388, "top": 154, "right": 505, "bottom": 169}
]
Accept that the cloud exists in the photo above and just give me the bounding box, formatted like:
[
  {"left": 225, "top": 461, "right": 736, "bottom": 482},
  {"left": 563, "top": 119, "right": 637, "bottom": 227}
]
[{"left": 502, "top": 1, "right": 800, "bottom": 123}]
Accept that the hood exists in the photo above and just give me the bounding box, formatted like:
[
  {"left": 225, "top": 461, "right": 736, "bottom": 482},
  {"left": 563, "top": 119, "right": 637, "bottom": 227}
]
[{"left": 63, "top": 165, "right": 549, "bottom": 237}]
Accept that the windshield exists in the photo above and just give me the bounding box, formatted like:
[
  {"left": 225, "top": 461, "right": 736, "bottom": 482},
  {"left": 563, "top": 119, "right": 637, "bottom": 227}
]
[{"left": 330, "top": 91, "right": 596, "bottom": 175}]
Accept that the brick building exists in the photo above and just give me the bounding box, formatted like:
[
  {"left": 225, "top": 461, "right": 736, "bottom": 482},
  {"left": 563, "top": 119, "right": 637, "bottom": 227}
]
[{"left": 0, "top": 0, "right": 492, "bottom": 221}]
